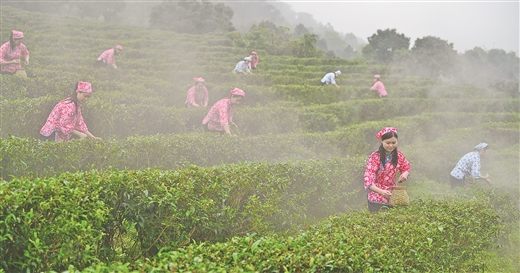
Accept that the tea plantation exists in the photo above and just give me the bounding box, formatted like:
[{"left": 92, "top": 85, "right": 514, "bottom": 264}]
[{"left": 1, "top": 6, "right": 519, "bottom": 273}]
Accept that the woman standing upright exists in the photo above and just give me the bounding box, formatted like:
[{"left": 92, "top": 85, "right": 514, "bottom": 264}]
[
  {"left": 0, "top": 30, "right": 30, "bottom": 77},
  {"left": 40, "top": 81, "right": 100, "bottom": 142},
  {"left": 185, "top": 77, "right": 209, "bottom": 108},
  {"left": 364, "top": 127, "right": 411, "bottom": 212},
  {"left": 202, "top": 88, "right": 245, "bottom": 136}
]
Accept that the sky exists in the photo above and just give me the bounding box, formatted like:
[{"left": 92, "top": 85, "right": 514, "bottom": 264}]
[{"left": 284, "top": 1, "right": 519, "bottom": 53}]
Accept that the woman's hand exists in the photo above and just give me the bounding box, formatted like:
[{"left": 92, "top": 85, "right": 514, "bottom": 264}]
[
  {"left": 398, "top": 171, "right": 410, "bottom": 183},
  {"left": 380, "top": 189, "right": 392, "bottom": 199}
]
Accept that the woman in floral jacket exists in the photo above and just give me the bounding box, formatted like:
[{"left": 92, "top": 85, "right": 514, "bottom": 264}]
[
  {"left": 0, "top": 30, "right": 30, "bottom": 76},
  {"left": 364, "top": 127, "right": 411, "bottom": 212},
  {"left": 40, "top": 81, "right": 100, "bottom": 142},
  {"left": 202, "top": 88, "right": 245, "bottom": 136}
]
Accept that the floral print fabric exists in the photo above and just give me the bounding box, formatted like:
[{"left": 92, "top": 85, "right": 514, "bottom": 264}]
[
  {"left": 40, "top": 98, "right": 88, "bottom": 142},
  {"left": 202, "top": 98, "right": 234, "bottom": 131},
  {"left": 0, "top": 41, "right": 29, "bottom": 74},
  {"left": 185, "top": 85, "right": 209, "bottom": 108},
  {"left": 97, "top": 48, "right": 116, "bottom": 65},
  {"left": 450, "top": 151, "right": 481, "bottom": 180},
  {"left": 364, "top": 150, "right": 411, "bottom": 204}
]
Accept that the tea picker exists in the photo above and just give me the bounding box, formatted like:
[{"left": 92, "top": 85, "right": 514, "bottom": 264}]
[
  {"left": 363, "top": 127, "right": 411, "bottom": 213},
  {"left": 0, "top": 30, "right": 30, "bottom": 78},
  {"left": 320, "top": 70, "right": 341, "bottom": 88},
  {"left": 449, "top": 142, "right": 492, "bottom": 188}
]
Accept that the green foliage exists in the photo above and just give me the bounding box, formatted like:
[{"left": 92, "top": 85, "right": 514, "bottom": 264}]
[
  {"left": 0, "top": 158, "right": 362, "bottom": 271},
  {"left": 366, "top": 28, "right": 410, "bottom": 63},
  {"left": 149, "top": 0, "right": 234, "bottom": 34}
]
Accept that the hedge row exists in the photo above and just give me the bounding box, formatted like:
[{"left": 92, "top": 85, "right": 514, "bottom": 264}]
[
  {"left": 1, "top": 95, "right": 517, "bottom": 139},
  {"left": 0, "top": 158, "right": 364, "bottom": 272},
  {"left": 59, "top": 190, "right": 520, "bottom": 272},
  {"left": 1, "top": 112, "right": 518, "bottom": 180}
]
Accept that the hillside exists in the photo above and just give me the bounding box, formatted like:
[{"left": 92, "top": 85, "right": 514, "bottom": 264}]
[{"left": 0, "top": 6, "right": 519, "bottom": 272}]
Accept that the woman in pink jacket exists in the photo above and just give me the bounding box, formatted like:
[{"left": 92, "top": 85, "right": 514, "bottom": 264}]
[
  {"left": 185, "top": 77, "right": 209, "bottom": 108},
  {"left": 0, "top": 30, "right": 30, "bottom": 76},
  {"left": 40, "top": 81, "right": 100, "bottom": 142},
  {"left": 202, "top": 88, "right": 245, "bottom": 136},
  {"left": 370, "top": 75, "right": 388, "bottom": 98},
  {"left": 96, "top": 45, "right": 122, "bottom": 68},
  {"left": 364, "top": 127, "right": 411, "bottom": 212}
]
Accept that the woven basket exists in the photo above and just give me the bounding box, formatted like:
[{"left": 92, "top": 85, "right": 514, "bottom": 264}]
[
  {"left": 14, "top": 68, "right": 27, "bottom": 78},
  {"left": 389, "top": 186, "right": 410, "bottom": 206}
]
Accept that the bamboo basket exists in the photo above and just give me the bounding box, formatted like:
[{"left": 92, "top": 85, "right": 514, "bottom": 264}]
[{"left": 389, "top": 186, "right": 410, "bottom": 206}]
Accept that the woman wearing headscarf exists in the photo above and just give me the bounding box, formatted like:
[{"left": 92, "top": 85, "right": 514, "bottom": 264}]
[
  {"left": 248, "top": 51, "right": 259, "bottom": 70},
  {"left": 97, "top": 45, "right": 123, "bottom": 69},
  {"left": 370, "top": 74, "right": 388, "bottom": 98},
  {"left": 0, "top": 30, "right": 30, "bottom": 77},
  {"left": 202, "top": 88, "right": 245, "bottom": 136},
  {"left": 364, "top": 127, "right": 411, "bottom": 212},
  {"left": 233, "top": 57, "right": 253, "bottom": 74},
  {"left": 450, "top": 142, "right": 492, "bottom": 188},
  {"left": 40, "top": 81, "right": 100, "bottom": 142},
  {"left": 185, "top": 77, "right": 209, "bottom": 108},
  {"left": 320, "top": 70, "right": 341, "bottom": 88}
]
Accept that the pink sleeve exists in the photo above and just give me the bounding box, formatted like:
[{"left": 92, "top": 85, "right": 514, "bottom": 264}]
[
  {"left": 364, "top": 152, "right": 380, "bottom": 190},
  {"left": 0, "top": 42, "right": 9, "bottom": 63},
  {"left": 398, "top": 151, "right": 411, "bottom": 173},
  {"left": 20, "top": 44, "right": 29, "bottom": 56},
  {"left": 370, "top": 82, "right": 379, "bottom": 91},
  {"left": 186, "top": 86, "right": 196, "bottom": 104}
]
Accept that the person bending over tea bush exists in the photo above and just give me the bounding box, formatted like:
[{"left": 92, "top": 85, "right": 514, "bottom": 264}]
[
  {"left": 202, "top": 88, "right": 245, "bottom": 136},
  {"left": 233, "top": 57, "right": 253, "bottom": 74},
  {"left": 370, "top": 74, "right": 388, "bottom": 98},
  {"left": 185, "top": 77, "right": 209, "bottom": 108},
  {"left": 96, "top": 45, "right": 122, "bottom": 69},
  {"left": 248, "top": 51, "right": 259, "bottom": 70},
  {"left": 364, "top": 127, "right": 411, "bottom": 213},
  {"left": 450, "top": 142, "right": 492, "bottom": 188},
  {"left": 320, "top": 70, "right": 341, "bottom": 88},
  {"left": 40, "top": 81, "right": 100, "bottom": 142},
  {"left": 0, "top": 30, "right": 29, "bottom": 77}
]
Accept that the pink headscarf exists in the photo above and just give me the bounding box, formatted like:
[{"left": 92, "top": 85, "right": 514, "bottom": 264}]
[
  {"left": 116, "top": 45, "right": 123, "bottom": 50},
  {"left": 12, "top": 30, "right": 24, "bottom": 39},
  {"left": 374, "top": 75, "right": 381, "bottom": 79},
  {"left": 76, "top": 81, "right": 93, "bottom": 93},
  {"left": 231, "top": 88, "right": 245, "bottom": 97},
  {"left": 252, "top": 51, "right": 257, "bottom": 55},
  {"left": 376, "top": 127, "right": 397, "bottom": 139},
  {"left": 194, "top": 77, "right": 205, "bottom": 83}
]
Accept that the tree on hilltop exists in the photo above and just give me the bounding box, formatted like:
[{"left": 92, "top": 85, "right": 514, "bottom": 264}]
[
  {"left": 410, "top": 36, "right": 458, "bottom": 78},
  {"left": 364, "top": 28, "right": 410, "bottom": 63},
  {"left": 150, "top": 0, "right": 234, "bottom": 34}
]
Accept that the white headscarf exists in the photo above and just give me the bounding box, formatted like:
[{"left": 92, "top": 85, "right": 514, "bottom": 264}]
[{"left": 474, "top": 142, "right": 488, "bottom": 150}]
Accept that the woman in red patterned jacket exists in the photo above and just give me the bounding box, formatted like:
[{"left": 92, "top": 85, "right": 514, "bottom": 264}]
[
  {"left": 202, "top": 88, "right": 245, "bottom": 136},
  {"left": 40, "top": 81, "right": 100, "bottom": 142},
  {"left": 364, "top": 127, "right": 411, "bottom": 212}
]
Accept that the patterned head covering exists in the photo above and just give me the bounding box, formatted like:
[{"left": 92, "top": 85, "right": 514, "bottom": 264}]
[
  {"left": 76, "top": 81, "right": 92, "bottom": 93},
  {"left": 252, "top": 51, "right": 257, "bottom": 55},
  {"left": 335, "top": 70, "right": 341, "bottom": 75},
  {"left": 374, "top": 75, "right": 381, "bottom": 79},
  {"left": 231, "top": 87, "right": 245, "bottom": 97},
  {"left": 194, "top": 77, "right": 205, "bottom": 83},
  {"left": 474, "top": 142, "right": 488, "bottom": 150},
  {"left": 376, "top": 127, "right": 398, "bottom": 139},
  {"left": 244, "top": 57, "right": 252, "bottom": 62},
  {"left": 116, "top": 45, "right": 123, "bottom": 50},
  {"left": 12, "top": 30, "right": 24, "bottom": 39}
]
